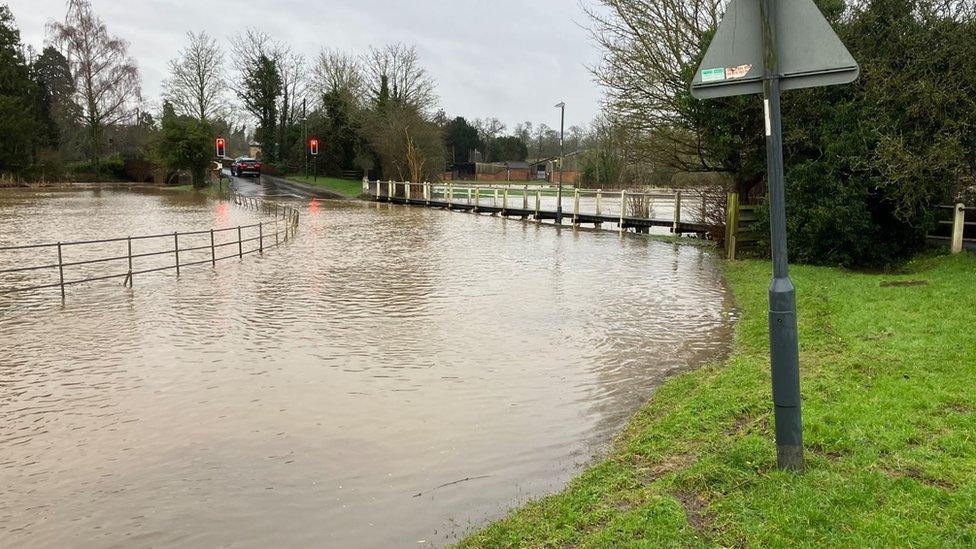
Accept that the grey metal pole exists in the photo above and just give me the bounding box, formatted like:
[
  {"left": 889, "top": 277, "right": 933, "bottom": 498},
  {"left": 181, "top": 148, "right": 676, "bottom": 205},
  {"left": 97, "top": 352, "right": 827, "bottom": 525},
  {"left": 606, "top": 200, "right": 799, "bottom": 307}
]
[
  {"left": 174, "top": 232, "right": 180, "bottom": 277},
  {"left": 555, "top": 102, "right": 565, "bottom": 225},
  {"left": 761, "top": 0, "right": 803, "bottom": 472}
]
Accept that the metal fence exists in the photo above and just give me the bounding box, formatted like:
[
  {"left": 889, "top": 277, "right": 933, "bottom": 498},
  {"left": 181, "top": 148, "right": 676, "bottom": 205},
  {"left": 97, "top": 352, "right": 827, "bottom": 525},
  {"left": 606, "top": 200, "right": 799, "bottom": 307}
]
[{"left": 0, "top": 192, "right": 300, "bottom": 299}]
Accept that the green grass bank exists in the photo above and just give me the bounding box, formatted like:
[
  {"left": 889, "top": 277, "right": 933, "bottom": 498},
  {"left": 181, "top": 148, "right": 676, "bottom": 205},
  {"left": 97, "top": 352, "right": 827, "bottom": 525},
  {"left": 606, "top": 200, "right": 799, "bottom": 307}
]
[
  {"left": 284, "top": 175, "right": 363, "bottom": 198},
  {"left": 462, "top": 253, "right": 976, "bottom": 547}
]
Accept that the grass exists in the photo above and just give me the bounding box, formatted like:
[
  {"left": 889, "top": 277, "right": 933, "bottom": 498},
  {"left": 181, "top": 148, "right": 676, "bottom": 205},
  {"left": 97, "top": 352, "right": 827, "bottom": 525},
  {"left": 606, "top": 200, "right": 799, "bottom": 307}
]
[
  {"left": 165, "top": 184, "right": 218, "bottom": 197},
  {"left": 461, "top": 252, "right": 976, "bottom": 547},
  {"left": 284, "top": 175, "right": 364, "bottom": 198}
]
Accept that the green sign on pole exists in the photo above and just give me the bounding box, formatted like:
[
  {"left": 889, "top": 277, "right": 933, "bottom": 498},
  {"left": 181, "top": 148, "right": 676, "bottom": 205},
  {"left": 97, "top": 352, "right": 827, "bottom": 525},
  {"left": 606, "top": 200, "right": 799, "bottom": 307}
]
[{"left": 691, "top": 0, "right": 859, "bottom": 472}]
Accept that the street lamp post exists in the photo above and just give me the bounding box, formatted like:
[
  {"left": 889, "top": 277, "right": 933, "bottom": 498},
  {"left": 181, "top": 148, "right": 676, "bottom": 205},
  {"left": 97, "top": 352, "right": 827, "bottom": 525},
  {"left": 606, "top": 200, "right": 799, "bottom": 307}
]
[
  {"left": 302, "top": 98, "right": 308, "bottom": 180},
  {"left": 555, "top": 101, "right": 565, "bottom": 225}
]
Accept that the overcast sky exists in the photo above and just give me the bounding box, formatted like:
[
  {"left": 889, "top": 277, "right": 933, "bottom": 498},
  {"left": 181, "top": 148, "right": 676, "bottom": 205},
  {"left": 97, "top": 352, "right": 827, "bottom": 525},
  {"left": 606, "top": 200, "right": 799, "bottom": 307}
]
[{"left": 8, "top": 0, "right": 607, "bottom": 132}]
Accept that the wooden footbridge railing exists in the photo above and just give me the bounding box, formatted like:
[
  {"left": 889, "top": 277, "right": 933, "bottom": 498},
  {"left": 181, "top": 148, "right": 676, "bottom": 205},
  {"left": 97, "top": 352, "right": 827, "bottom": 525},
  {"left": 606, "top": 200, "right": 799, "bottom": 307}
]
[
  {"left": 365, "top": 180, "right": 714, "bottom": 235},
  {"left": 0, "top": 192, "right": 300, "bottom": 300}
]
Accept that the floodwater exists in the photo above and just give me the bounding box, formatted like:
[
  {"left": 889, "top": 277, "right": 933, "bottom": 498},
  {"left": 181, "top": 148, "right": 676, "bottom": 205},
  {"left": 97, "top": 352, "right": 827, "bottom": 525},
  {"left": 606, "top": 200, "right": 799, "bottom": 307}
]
[{"left": 0, "top": 186, "right": 734, "bottom": 547}]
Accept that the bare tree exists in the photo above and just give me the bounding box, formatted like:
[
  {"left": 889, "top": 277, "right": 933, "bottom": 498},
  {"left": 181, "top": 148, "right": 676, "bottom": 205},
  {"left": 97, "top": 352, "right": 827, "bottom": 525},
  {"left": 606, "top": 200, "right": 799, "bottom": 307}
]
[
  {"left": 163, "top": 31, "right": 226, "bottom": 122},
  {"left": 312, "top": 49, "right": 364, "bottom": 107},
  {"left": 586, "top": 0, "right": 724, "bottom": 173},
  {"left": 229, "top": 28, "right": 280, "bottom": 125},
  {"left": 362, "top": 43, "right": 437, "bottom": 112},
  {"left": 48, "top": 0, "right": 141, "bottom": 172},
  {"left": 474, "top": 117, "right": 506, "bottom": 143},
  {"left": 230, "top": 29, "right": 307, "bottom": 159},
  {"left": 277, "top": 50, "right": 308, "bottom": 127},
  {"left": 474, "top": 117, "right": 506, "bottom": 161}
]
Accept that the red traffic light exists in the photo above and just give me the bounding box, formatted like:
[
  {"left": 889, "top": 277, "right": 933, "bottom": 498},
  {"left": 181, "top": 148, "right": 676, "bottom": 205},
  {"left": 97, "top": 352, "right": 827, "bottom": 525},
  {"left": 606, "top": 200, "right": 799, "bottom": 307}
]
[
  {"left": 309, "top": 139, "right": 319, "bottom": 156},
  {"left": 215, "top": 138, "right": 226, "bottom": 157}
]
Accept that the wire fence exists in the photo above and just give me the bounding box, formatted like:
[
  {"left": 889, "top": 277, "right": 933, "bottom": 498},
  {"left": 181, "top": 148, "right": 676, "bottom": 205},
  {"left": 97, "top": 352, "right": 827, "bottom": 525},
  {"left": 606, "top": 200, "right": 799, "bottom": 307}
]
[{"left": 0, "top": 192, "right": 300, "bottom": 299}]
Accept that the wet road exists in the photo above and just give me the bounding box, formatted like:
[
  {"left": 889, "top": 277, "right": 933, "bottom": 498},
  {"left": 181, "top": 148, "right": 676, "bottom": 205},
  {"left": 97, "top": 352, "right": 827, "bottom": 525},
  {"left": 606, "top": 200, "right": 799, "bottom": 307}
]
[{"left": 0, "top": 186, "right": 734, "bottom": 547}]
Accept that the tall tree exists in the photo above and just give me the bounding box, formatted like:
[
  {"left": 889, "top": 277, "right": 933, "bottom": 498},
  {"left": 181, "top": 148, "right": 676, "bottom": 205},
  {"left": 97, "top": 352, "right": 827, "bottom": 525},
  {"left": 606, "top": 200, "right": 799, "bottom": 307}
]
[
  {"left": 237, "top": 54, "right": 281, "bottom": 160},
  {"left": 276, "top": 50, "right": 307, "bottom": 164},
  {"left": 363, "top": 103, "right": 444, "bottom": 182},
  {"left": 0, "top": 5, "right": 46, "bottom": 175},
  {"left": 32, "top": 46, "right": 80, "bottom": 153},
  {"left": 585, "top": 0, "right": 764, "bottom": 191},
  {"left": 443, "top": 116, "right": 481, "bottom": 163},
  {"left": 492, "top": 136, "right": 528, "bottom": 162},
  {"left": 48, "top": 0, "right": 141, "bottom": 176},
  {"left": 474, "top": 117, "right": 506, "bottom": 161},
  {"left": 163, "top": 31, "right": 226, "bottom": 122},
  {"left": 363, "top": 44, "right": 436, "bottom": 113},
  {"left": 230, "top": 29, "right": 306, "bottom": 162},
  {"left": 157, "top": 100, "right": 213, "bottom": 188},
  {"left": 312, "top": 49, "right": 364, "bottom": 108}
]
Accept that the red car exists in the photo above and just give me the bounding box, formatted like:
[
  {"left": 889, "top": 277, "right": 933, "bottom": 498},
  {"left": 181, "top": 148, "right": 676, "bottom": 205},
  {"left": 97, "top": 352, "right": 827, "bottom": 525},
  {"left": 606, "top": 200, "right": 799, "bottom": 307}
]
[{"left": 231, "top": 157, "right": 262, "bottom": 178}]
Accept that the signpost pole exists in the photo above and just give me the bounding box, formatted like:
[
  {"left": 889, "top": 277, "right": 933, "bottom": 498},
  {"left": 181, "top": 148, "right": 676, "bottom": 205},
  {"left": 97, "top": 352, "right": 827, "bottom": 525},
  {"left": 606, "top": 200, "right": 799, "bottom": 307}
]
[{"left": 761, "top": 0, "right": 803, "bottom": 472}]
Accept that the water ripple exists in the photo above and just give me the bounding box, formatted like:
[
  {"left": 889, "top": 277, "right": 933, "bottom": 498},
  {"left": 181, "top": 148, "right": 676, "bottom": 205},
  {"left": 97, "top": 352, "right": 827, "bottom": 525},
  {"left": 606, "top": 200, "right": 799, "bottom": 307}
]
[{"left": 0, "top": 188, "right": 733, "bottom": 548}]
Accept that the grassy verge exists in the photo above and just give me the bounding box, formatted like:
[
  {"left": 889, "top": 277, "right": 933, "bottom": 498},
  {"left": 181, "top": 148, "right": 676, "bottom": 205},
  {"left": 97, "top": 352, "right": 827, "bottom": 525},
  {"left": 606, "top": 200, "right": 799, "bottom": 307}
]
[
  {"left": 284, "top": 175, "right": 363, "bottom": 198},
  {"left": 462, "top": 253, "right": 976, "bottom": 547},
  {"left": 165, "top": 184, "right": 219, "bottom": 197}
]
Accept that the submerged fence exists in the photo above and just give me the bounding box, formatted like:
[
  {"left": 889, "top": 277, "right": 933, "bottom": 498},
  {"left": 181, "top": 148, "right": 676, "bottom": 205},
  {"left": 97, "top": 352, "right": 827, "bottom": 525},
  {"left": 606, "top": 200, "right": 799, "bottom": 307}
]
[
  {"left": 366, "top": 180, "right": 714, "bottom": 235},
  {"left": 0, "top": 193, "right": 300, "bottom": 299}
]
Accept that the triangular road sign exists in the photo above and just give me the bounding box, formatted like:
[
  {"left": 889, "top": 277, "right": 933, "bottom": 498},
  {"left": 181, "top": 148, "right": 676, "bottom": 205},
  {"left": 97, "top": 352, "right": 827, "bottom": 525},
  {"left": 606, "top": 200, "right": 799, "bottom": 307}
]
[{"left": 691, "top": 0, "right": 859, "bottom": 99}]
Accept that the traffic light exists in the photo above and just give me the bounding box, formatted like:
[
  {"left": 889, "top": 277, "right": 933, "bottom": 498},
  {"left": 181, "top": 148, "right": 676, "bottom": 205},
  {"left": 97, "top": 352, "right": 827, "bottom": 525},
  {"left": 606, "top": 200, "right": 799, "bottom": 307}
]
[
  {"left": 309, "top": 138, "right": 319, "bottom": 156},
  {"left": 215, "top": 137, "right": 226, "bottom": 157}
]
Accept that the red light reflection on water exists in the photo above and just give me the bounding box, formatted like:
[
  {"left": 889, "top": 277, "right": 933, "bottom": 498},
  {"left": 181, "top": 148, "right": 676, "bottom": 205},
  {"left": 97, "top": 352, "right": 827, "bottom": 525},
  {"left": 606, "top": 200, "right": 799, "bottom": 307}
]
[
  {"left": 309, "top": 199, "right": 319, "bottom": 213},
  {"left": 215, "top": 201, "right": 229, "bottom": 222}
]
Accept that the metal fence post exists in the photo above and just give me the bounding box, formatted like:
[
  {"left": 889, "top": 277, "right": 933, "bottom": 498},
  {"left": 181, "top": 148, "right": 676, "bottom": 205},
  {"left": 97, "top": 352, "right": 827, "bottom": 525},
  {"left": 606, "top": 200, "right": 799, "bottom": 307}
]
[
  {"left": 210, "top": 229, "right": 216, "bottom": 266},
  {"left": 951, "top": 203, "right": 966, "bottom": 254},
  {"left": 673, "top": 191, "right": 682, "bottom": 234},
  {"left": 238, "top": 226, "right": 243, "bottom": 258},
  {"left": 127, "top": 236, "right": 133, "bottom": 287},
  {"left": 174, "top": 232, "right": 181, "bottom": 276},
  {"left": 259, "top": 223, "right": 264, "bottom": 254},
  {"left": 57, "top": 242, "right": 65, "bottom": 300}
]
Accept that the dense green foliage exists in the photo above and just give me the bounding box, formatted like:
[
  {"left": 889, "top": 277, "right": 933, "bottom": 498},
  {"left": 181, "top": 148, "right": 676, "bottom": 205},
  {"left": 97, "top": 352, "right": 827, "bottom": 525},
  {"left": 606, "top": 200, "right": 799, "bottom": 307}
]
[
  {"left": 492, "top": 135, "right": 528, "bottom": 162},
  {"left": 238, "top": 54, "right": 282, "bottom": 162},
  {"left": 463, "top": 253, "right": 976, "bottom": 546},
  {"left": 0, "top": 6, "right": 53, "bottom": 177},
  {"left": 157, "top": 102, "right": 213, "bottom": 187},
  {"left": 694, "top": 0, "right": 976, "bottom": 267},
  {"left": 443, "top": 116, "right": 481, "bottom": 163},
  {"left": 767, "top": 0, "right": 976, "bottom": 267}
]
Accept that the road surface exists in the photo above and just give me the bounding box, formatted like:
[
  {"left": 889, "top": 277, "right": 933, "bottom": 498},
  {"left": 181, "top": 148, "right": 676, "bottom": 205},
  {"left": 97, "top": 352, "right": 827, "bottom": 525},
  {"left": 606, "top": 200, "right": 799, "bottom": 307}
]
[{"left": 224, "top": 170, "right": 348, "bottom": 200}]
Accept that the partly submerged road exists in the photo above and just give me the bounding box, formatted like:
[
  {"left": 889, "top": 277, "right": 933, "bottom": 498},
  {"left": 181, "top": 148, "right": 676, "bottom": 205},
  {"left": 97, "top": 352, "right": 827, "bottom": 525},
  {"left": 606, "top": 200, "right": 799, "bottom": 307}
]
[{"left": 224, "top": 170, "right": 349, "bottom": 200}]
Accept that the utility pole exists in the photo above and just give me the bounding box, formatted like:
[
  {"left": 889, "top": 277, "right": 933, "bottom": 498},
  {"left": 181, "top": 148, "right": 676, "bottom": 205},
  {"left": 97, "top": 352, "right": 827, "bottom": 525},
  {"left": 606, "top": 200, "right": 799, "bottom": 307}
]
[
  {"left": 555, "top": 101, "right": 565, "bottom": 225},
  {"left": 760, "top": 0, "right": 803, "bottom": 472},
  {"left": 303, "top": 98, "right": 308, "bottom": 180}
]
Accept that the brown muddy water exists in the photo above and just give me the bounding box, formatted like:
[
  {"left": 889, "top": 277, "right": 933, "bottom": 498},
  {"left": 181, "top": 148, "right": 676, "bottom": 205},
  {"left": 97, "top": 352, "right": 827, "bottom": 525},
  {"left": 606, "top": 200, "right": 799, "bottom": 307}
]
[{"left": 0, "top": 187, "right": 734, "bottom": 547}]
